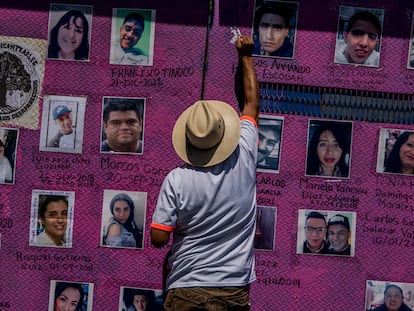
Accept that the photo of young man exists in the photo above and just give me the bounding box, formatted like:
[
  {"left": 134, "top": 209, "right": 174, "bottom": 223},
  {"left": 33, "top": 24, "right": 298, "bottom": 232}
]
[
  {"left": 109, "top": 8, "right": 156, "bottom": 66},
  {"left": 334, "top": 6, "right": 384, "bottom": 67}
]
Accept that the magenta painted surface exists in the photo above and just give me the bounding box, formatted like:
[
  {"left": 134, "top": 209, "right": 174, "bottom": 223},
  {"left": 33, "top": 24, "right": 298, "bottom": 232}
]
[{"left": 0, "top": 0, "right": 414, "bottom": 310}]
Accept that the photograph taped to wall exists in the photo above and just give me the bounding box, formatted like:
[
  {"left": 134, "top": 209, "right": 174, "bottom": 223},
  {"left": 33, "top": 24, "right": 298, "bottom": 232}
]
[
  {"left": 257, "top": 114, "right": 284, "bottom": 173},
  {"left": 101, "top": 96, "right": 146, "bottom": 155},
  {"left": 49, "top": 280, "right": 94, "bottom": 311},
  {"left": 334, "top": 5, "right": 384, "bottom": 67},
  {"left": 296, "top": 209, "right": 356, "bottom": 257},
  {"left": 110, "top": 8, "right": 156, "bottom": 66},
  {"left": 305, "top": 119, "right": 353, "bottom": 179},
  {"left": 254, "top": 205, "right": 277, "bottom": 251},
  {"left": 0, "top": 127, "right": 18, "bottom": 185},
  {"left": 39, "top": 95, "right": 86, "bottom": 154},
  {"left": 365, "top": 280, "right": 414, "bottom": 311},
  {"left": 407, "top": 11, "right": 414, "bottom": 70},
  {"left": 119, "top": 286, "right": 164, "bottom": 311},
  {"left": 29, "top": 189, "right": 75, "bottom": 248},
  {"left": 101, "top": 189, "right": 147, "bottom": 249},
  {"left": 251, "top": 0, "right": 299, "bottom": 59},
  {"left": 377, "top": 128, "right": 414, "bottom": 176},
  {"left": 47, "top": 3, "right": 93, "bottom": 62}
]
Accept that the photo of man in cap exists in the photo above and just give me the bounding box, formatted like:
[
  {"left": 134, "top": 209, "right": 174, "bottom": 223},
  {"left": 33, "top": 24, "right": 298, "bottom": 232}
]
[
  {"left": 326, "top": 214, "right": 352, "bottom": 256},
  {"left": 150, "top": 34, "right": 259, "bottom": 310},
  {"left": 39, "top": 95, "right": 86, "bottom": 154},
  {"left": 47, "top": 104, "right": 75, "bottom": 148}
]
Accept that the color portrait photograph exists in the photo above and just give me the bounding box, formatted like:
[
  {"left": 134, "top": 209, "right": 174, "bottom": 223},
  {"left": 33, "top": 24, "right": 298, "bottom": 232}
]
[
  {"left": 119, "top": 287, "right": 164, "bottom": 311},
  {"left": 252, "top": 0, "right": 299, "bottom": 59},
  {"left": 376, "top": 128, "right": 414, "bottom": 176},
  {"left": 257, "top": 114, "right": 284, "bottom": 173},
  {"left": 296, "top": 209, "right": 356, "bottom": 257},
  {"left": 101, "top": 189, "right": 147, "bottom": 249},
  {"left": 29, "top": 190, "right": 75, "bottom": 248},
  {"left": 101, "top": 96, "right": 146, "bottom": 155},
  {"left": 109, "top": 8, "right": 156, "bottom": 66},
  {"left": 39, "top": 95, "right": 86, "bottom": 154},
  {"left": 49, "top": 280, "right": 94, "bottom": 311},
  {"left": 334, "top": 5, "right": 384, "bottom": 67},
  {"left": 365, "top": 280, "right": 414, "bottom": 311},
  {"left": 305, "top": 119, "right": 353, "bottom": 179},
  {"left": 0, "top": 127, "right": 18, "bottom": 185},
  {"left": 47, "top": 3, "right": 93, "bottom": 61}
]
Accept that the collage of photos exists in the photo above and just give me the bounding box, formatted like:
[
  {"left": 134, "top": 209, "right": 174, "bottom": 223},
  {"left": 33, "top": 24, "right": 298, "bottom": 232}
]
[{"left": 296, "top": 209, "right": 356, "bottom": 256}]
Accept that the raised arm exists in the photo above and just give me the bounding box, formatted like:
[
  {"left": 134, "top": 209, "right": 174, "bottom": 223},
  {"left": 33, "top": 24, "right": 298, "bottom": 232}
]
[{"left": 235, "top": 35, "right": 259, "bottom": 124}]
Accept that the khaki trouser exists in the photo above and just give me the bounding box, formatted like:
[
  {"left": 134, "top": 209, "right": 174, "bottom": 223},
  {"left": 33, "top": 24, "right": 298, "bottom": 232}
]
[{"left": 164, "top": 285, "right": 251, "bottom": 311}]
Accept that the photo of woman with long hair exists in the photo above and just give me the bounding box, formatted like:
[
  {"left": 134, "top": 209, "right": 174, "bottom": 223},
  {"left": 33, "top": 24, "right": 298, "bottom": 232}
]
[
  {"left": 47, "top": 4, "right": 92, "bottom": 61},
  {"left": 101, "top": 191, "right": 146, "bottom": 249}
]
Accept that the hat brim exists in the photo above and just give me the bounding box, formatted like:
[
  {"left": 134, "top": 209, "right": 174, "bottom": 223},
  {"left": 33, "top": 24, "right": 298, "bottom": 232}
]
[{"left": 172, "top": 100, "right": 241, "bottom": 167}]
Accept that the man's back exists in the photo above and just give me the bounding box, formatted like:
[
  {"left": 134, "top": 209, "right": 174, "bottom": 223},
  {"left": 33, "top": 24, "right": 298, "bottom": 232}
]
[{"left": 153, "top": 118, "right": 257, "bottom": 289}]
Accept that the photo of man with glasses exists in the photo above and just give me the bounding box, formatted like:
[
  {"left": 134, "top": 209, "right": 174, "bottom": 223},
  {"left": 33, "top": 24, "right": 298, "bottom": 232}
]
[
  {"left": 101, "top": 97, "right": 145, "bottom": 154},
  {"left": 301, "top": 211, "right": 329, "bottom": 254},
  {"left": 297, "top": 209, "right": 356, "bottom": 256},
  {"left": 109, "top": 9, "right": 155, "bottom": 66}
]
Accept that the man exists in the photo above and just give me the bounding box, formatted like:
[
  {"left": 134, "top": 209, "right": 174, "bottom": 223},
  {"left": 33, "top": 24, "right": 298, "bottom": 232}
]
[
  {"left": 110, "top": 12, "right": 149, "bottom": 65},
  {"left": 0, "top": 140, "right": 12, "bottom": 184},
  {"left": 150, "top": 34, "right": 259, "bottom": 310},
  {"left": 303, "top": 211, "right": 329, "bottom": 254},
  {"left": 335, "top": 10, "right": 382, "bottom": 67},
  {"left": 47, "top": 105, "right": 75, "bottom": 148},
  {"left": 257, "top": 118, "right": 281, "bottom": 170},
  {"left": 123, "top": 288, "right": 161, "bottom": 311},
  {"left": 326, "top": 214, "right": 351, "bottom": 255},
  {"left": 253, "top": 2, "right": 296, "bottom": 58},
  {"left": 101, "top": 99, "right": 143, "bottom": 153}
]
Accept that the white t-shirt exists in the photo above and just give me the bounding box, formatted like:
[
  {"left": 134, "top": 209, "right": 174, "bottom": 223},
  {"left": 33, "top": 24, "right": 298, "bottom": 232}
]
[{"left": 152, "top": 117, "right": 258, "bottom": 290}]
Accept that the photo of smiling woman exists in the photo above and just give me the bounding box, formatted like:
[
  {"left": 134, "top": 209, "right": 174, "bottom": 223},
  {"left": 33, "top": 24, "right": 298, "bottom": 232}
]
[
  {"left": 47, "top": 4, "right": 93, "bottom": 61},
  {"left": 49, "top": 280, "right": 94, "bottom": 311},
  {"left": 305, "top": 119, "right": 353, "bottom": 178},
  {"left": 101, "top": 190, "right": 147, "bottom": 249},
  {"left": 29, "top": 190, "right": 75, "bottom": 248}
]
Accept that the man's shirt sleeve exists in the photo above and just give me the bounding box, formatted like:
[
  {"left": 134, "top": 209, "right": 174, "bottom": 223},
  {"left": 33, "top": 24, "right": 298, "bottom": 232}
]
[{"left": 150, "top": 173, "right": 177, "bottom": 232}]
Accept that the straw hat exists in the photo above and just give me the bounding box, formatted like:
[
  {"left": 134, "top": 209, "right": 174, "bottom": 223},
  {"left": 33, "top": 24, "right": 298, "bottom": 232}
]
[{"left": 172, "top": 100, "right": 241, "bottom": 167}]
